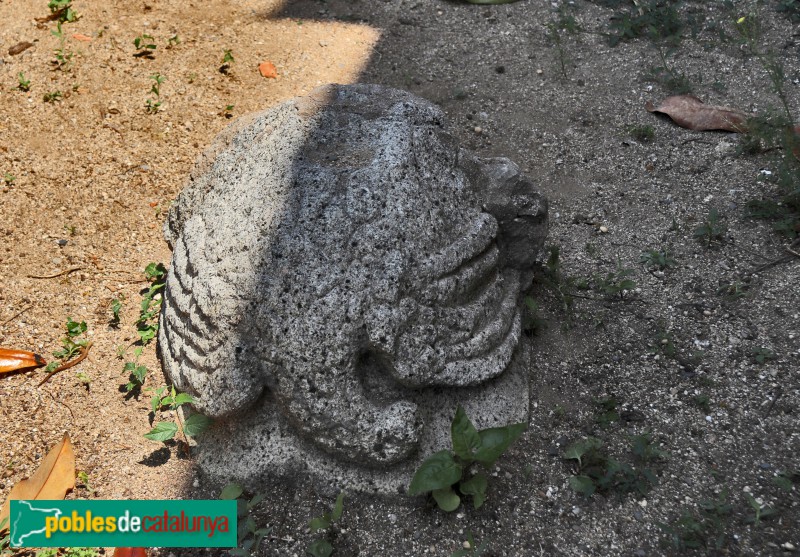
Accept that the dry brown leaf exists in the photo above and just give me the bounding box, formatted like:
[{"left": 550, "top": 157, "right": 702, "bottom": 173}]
[
  {"left": 8, "top": 41, "right": 34, "bottom": 56},
  {"left": 645, "top": 95, "right": 749, "bottom": 133},
  {"left": 113, "top": 549, "right": 148, "bottom": 557},
  {"left": 0, "top": 347, "right": 46, "bottom": 375},
  {"left": 258, "top": 61, "right": 278, "bottom": 79},
  {"left": 72, "top": 33, "right": 93, "bottom": 42},
  {"left": 0, "top": 434, "right": 75, "bottom": 528}
]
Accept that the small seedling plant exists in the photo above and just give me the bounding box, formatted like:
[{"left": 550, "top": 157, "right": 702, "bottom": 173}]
[
  {"left": 118, "top": 263, "right": 165, "bottom": 392},
  {"left": 48, "top": 0, "right": 78, "bottom": 22},
  {"left": 408, "top": 406, "right": 526, "bottom": 511},
  {"left": 133, "top": 33, "right": 157, "bottom": 57},
  {"left": 592, "top": 263, "right": 637, "bottom": 300},
  {"left": 640, "top": 248, "right": 676, "bottom": 270},
  {"left": 144, "top": 385, "right": 212, "bottom": 445},
  {"left": 51, "top": 22, "right": 74, "bottom": 70},
  {"left": 658, "top": 489, "right": 732, "bottom": 552},
  {"left": 220, "top": 49, "right": 235, "bottom": 74},
  {"left": 694, "top": 208, "right": 727, "bottom": 245},
  {"left": 109, "top": 294, "right": 124, "bottom": 327},
  {"left": 17, "top": 72, "right": 31, "bottom": 92},
  {"left": 750, "top": 346, "right": 777, "bottom": 365},
  {"left": 450, "top": 531, "right": 489, "bottom": 557},
  {"left": 744, "top": 492, "right": 777, "bottom": 525},
  {"left": 307, "top": 492, "right": 345, "bottom": 557},
  {"left": 145, "top": 73, "right": 165, "bottom": 113},
  {"left": 44, "top": 318, "right": 91, "bottom": 384},
  {"left": 564, "top": 432, "right": 666, "bottom": 497},
  {"left": 43, "top": 90, "right": 63, "bottom": 103},
  {"left": 220, "top": 482, "right": 271, "bottom": 556},
  {"left": 137, "top": 262, "right": 166, "bottom": 344}
]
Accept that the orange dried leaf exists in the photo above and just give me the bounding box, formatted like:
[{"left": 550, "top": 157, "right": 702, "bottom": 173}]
[
  {"left": 113, "top": 549, "right": 148, "bottom": 557},
  {"left": 72, "top": 33, "right": 93, "bottom": 42},
  {"left": 0, "top": 434, "right": 75, "bottom": 528},
  {"left": 0, "top": 347, "right": 46, "bottom": 375},
  {"left": 645, "top": 95, "right": 748, "bottom": 133},
  {"left": 258, "top": 61, "right": 278, "bottom": 79}
]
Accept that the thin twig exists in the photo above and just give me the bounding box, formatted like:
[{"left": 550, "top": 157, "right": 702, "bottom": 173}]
[
  {"left": 27, "top": 267, "right": 82, "bottom": 279},
  {"left": 786, "top": 246, "right": 800, "bottom": 259},
  {"left": 43, "top": 388, "right": 75, "bottom": 420},
  {"left": 38, "top": 341, "right": 93, "bottom": 386},
  {"left": 1, "top": 305, "right": 32, "bottom": 326}
]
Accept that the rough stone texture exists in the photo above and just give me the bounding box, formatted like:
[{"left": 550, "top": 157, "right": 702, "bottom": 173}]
[{"left": 158, "top": 83, "right": 548, "bottom": 492}]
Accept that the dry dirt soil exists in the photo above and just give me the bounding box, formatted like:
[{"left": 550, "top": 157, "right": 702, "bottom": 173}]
[{"left": 1, "top": 0, "right": 799, "bottom": 556}]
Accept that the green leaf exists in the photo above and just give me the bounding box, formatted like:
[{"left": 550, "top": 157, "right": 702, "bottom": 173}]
[
  {"left": 772, "top": 475, "right": 793, "bottom": 492},
  {"left": 563, "top": 437, "right": 603, "bottom": 467},
  {"left": 309, "top": 516, "right": 331, "bottom": 533},
  {"left": 150, "top": 394, "right": 161, "bottom": 414},
  {"left": 331, "top": 491, "right": 345, "bottom": 521},
  {"left": 243, "top": 515, "right": 256, "bottom": 535},
  {"left": 173, "top": 392, "right": 195, "bottom": 407},
  {"left": 248, "top": 492, "right": 267, "bottom": 509},
  {"left": 144, "top": 262, "right": 166, "bottom": 281},
  {"left": 459, "top": 472, "right": 488, "bottom": 509},
  {"left": 307, "top": 538, "right": 334, "bottom": 557},
  {"left": 473, "top": 422, "right": 527, "bottom": 467},
  {"left": 569, "top": 475, "right": 596, "bottom": 496},
  {"left": 432, "top": 487, "right": 461, "bottom": 512},
  {"left": 220, "top": 482, "right": 243, "bottom": 500},
  {"left": 408, "top": 451, "right": 463, "bottom": 495},
  {"left": 144, "top": 421, "right": 178, "bottom": 441},
  {"left": 451, "top": 405, "right": 481, "bottom": 461},
  {"left": 183, "top": 413, "right": 213, "bottom": 437}
]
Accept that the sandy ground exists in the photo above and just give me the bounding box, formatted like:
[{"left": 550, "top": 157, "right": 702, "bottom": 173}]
[{"left": 1, "top": 0, "right": 799, "bottom": 555}]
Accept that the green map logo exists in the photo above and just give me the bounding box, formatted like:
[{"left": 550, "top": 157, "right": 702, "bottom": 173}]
[{"left": 10, "top": 500, "right": 237, "bottom": 548}]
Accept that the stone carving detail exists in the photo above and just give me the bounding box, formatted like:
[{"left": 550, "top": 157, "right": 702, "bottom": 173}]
[{"left": 158, "top": 84, "right": 547, "bottom": 487}]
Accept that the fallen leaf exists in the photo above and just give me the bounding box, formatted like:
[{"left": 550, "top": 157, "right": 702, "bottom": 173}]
[
  {"left": 113, "top": 549, "right": 148, "bottom": 557},
  {"left": 0, "top": 434, "right": 75, "bottom": 528},
  {"left": 0, "top": 347, "right": 46, "bottom": 375},
  {"left": 72, "top": 33, "right": 92, "bottom": 42},
  {"left": 646, "top": 95, "right": 748, "bottom": 133},
  {"left": 8, "top": 41, "right": 34, "bottom": 56},
  {"left": 258, "top": 61, "right": 278, "bottom": 79}
]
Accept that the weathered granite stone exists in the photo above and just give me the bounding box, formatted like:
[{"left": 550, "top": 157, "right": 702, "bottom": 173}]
[{"left": 158, "top": 83, "right": 548, "bottom": 492}]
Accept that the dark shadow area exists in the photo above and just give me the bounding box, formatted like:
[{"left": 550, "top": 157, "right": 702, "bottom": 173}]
[{"left": 138, "top": 446, "right": 171, "bottom": 467}]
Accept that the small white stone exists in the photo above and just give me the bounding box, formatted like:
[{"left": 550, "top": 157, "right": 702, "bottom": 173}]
[
  {"left": 536, "top": 68, "right": 544, "bottom": 75},
  {"left": 638, "top": 499, "right": 647, "bottom": 508},
  {"left": 782, "top": 542, "right": 796, "bottom": 551},
  {"left": 474, "top": 126, "right": 482, "bottom": 134},
  {"left": 599, "top": 225, "right": 608, "bottom": 233},
  {"left": 703, "top": 310, "right": 712, "bottom": 316},
  {"left": 463, "top": 541, "right": 471, "bottom": 549},
  {"left": 705, "top": 416, "right": 713, "bottom": 422}
]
